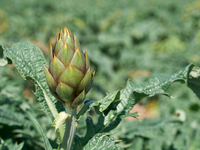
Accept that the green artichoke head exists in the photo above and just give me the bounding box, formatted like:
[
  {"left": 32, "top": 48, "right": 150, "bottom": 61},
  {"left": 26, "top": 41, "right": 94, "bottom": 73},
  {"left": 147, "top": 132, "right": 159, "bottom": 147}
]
[{"left": 43, "top": 27, "right": 93, "bottom": 109}]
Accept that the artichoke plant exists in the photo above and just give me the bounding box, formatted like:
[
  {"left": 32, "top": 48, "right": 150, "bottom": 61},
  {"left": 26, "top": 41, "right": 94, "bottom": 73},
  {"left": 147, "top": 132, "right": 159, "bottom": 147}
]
[{"left": 43, "top": 27, "right": 93, "bottom": 109}]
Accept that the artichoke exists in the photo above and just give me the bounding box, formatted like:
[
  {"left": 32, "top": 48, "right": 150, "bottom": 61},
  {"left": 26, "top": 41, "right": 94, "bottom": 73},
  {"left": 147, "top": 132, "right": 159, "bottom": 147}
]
[{"left": 43, "top": 27, "right": 93, "bottom": 108}]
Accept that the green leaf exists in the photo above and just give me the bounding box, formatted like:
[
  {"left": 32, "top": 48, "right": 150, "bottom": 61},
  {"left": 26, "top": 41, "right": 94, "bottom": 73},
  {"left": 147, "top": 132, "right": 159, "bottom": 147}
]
[
  {"left": 76, "top": 64, "right": 200, "bottom": 148},
  {"left": 0, "top": 138, "right": 24, "bottom": 150},
  {"left": 52, "top": 111, "right": 71, "bottom": 131},
  {"left": 187, "top": 65, "right": 200, "bottom": 99},
  {"left": 0, "top": 42, "right": 64, "bottom": 119},
  {"left": 113, "top": 117, "right": 184, "bottom": 150},
  {"left": 0, "top": 106, "right": 30, "bottom": 127},
  {"left": 83, "top": 133, "right": 122, "bottom": 150},
  {"left": 77, "top": 100, "right": 97, "bottom": 121},
  {"left": 12, "top": 129, "right": 35, "bottom": 138},
  {"left": 26, "top": 111, "right": 53, "bottom": 150},
  {"left": 0, "top": 42, "right": 65, "bottom": 144}
]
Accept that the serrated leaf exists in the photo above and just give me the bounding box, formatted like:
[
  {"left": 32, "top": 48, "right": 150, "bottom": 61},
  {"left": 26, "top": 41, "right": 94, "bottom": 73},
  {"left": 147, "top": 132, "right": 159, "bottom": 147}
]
[
  {"left": 0, "top": 42, "right": 64, "bottom": 119},
  {"left": 76, "top": 64, "right": 200, "bottom": 148},
  {"left": 0, "top": 42, "right": 65, "bottom": 144},
  {"left": 102, "top": 64, "right": 199, "bottom": 126},
  {"left": 83, "top": 133, "right": 122, "bottom": 150}
]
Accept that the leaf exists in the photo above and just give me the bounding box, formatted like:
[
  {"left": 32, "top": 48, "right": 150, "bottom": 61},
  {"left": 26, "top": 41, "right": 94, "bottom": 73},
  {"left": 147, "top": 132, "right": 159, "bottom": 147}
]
[
  {"left": 0, "top": 106, "right": 30, "bottom": 127},
  {"left": 0, "top": 138, "right": 24, "bottom": 150},
  {"left": 52, "top": 111, "right": 71, "bottom": 131},
  {"left": 0, "top": 42, "right": 65, "bottom": 145},
  {"left": 12, "top": 129, "right": 35, "bottom": 138},
  {"left": 26, "top": 110, "right": 53, "bottom": 150},
  {"left": 76, "top": 64, "right": 200, "bottom": 148},
  {"left": 0, "top": 42, "right": 64, "bottom": 119},
  {"left": 104, "top": 64, "right": 198, "bottom": 125},
  {"left": 77, "top": 100, "right": 97, "bottom": 121},
  {"left": 113, "top": 117, "right": 186, "bottom": 150},
  {"left": 83, "top": 133, "right": 122, "bottom": 150},
  {"left": 187, "top": 65, "right": 200, "bottom": 99}
]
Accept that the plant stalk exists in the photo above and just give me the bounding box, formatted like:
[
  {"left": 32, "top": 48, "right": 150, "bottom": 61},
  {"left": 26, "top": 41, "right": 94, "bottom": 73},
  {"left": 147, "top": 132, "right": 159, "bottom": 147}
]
[{"left": 61, "top": 103, "right": 77, "bottom": 150}]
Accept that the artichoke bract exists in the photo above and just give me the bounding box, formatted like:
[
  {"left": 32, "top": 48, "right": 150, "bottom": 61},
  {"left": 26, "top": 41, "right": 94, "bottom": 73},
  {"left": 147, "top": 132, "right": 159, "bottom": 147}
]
[{"left": 43, "top": 27, "right": 93, "bottom": 109}]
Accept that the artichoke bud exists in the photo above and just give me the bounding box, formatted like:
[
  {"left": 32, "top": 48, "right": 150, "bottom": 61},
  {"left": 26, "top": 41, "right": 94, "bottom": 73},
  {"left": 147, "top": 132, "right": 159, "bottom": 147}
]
[{"left": 44, "top": 27, "right": 93, "bottom": 108}]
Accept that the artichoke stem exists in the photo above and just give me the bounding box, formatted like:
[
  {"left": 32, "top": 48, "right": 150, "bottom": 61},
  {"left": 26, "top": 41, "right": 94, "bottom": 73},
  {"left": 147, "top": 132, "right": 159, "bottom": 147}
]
[{"left": 61, "top": 103, "right": 77, "bottom": 150}]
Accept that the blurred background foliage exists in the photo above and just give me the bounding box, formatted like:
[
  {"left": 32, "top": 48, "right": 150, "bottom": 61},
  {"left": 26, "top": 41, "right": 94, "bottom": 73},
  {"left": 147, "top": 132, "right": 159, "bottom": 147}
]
[{"left": 0, "top": 0, "right": 200, "bottom": 149}]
